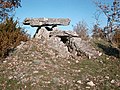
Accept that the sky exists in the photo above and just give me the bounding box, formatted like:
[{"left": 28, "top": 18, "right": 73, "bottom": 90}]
[{"left": 15, "top": 0, "right": 113, "bottom": 37}]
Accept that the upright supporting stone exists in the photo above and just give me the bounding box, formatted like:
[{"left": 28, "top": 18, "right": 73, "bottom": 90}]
[{"left": 34, "top": 27, "right": 50, "bottom": 40}]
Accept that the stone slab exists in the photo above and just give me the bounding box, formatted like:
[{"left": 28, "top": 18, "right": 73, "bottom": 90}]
[{"left": 23, "top": 18, "right": 71, "bottom": 27}]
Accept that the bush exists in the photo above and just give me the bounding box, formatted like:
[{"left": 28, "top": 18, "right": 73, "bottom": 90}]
[
  {"left": 0, "top": 17, "right": 29, "bottom": 59},
  {"left": 73, "top": 21, "right": 88, "bottom": 40},
  {"left": 92, "top": 25, "right": 106, "bottom": 40},
  {"left": 113, "top": 29, "right": 120, "bottom": 48}
]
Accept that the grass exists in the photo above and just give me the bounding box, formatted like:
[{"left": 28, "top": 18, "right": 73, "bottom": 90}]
[
  {"left": 0, "top": 56, "right": 120, "bottom": 90},
  {"left": 68, "top": 55, "right": 120, "bottom": 89},
  {"left": 0, "top": 39, "right": 120, "bottom": 90}
]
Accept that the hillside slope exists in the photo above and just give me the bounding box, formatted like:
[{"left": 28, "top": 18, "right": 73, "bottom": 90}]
[{"left": 0, "top": 39, "right": 120, "bottom": 90}]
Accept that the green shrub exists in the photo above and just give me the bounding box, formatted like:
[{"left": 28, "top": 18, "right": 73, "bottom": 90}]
[{"left": 0, "top": 17, "right": 29, "bottom": 59}]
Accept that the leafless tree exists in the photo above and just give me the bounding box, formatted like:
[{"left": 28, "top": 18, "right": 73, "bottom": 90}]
[
  {"left": 0, "top": 0, "right": 21, "bottom": 22},
  {"left": 73, "top": 21, "right": 88, "bottom": 40},
  {"left": 94, "top": 0, "right": 120, "bottom": 42}
]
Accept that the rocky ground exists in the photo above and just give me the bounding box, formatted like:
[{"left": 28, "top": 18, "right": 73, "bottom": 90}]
[{"left": 0, "top": 39, "right": 120, "bottom": 90}]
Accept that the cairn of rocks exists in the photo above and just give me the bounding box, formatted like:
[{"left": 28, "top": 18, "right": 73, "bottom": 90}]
[{"left": 23, "top": 18, "right": 101, "bottom": 58}]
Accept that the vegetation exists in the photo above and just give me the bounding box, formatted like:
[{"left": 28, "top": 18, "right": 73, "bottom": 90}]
[
  {"left": 0, "top": 39, "right": 119, "bottom": 90},
  {"left": 73, "top": 21, "right": 89, "bottom": 40},
  {"left": 0, "top": 0, "right": 21, "bottom": 22},
  {"left": 113, "top": 28, "right": 120, "bottom": 48},
  {"left": 93, "top": 0, "right": 120, "bottom": 46},
  {"left": 92, "top": 24, "right": 106, "bottom": 40},
  {"left": 0, "top": 0, "right": 119, "bottom": 90},
  {"left": 0, "top": 17, "right": 29, "bottom": 60}
]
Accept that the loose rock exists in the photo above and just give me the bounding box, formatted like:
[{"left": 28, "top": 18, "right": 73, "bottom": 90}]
[{"left": 87, "top": 81, "right": 95, "bottom": 86}]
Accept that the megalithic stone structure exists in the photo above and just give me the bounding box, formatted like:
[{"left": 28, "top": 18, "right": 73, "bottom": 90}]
[
  {"left": 23, "top": 18, "right": 71, "bottom": 39},
  {"left": 23, "top": 18, "right": 102, "bottom": 59}
]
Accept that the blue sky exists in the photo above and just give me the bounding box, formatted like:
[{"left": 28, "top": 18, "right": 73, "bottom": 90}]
[{"left": 15, "top": 0, "right": 113, "bottom": 37}]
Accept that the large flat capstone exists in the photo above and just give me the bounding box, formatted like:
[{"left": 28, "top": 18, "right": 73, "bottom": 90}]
[{"left": 23, "top": 18, "right": 71, "bottom": 27}]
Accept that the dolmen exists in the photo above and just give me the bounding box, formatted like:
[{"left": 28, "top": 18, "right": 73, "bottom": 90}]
[{"left": 23, "top": 18, "right": 102, "bottom": 59}]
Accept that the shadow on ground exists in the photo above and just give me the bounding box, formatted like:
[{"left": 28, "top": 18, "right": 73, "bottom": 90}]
[{"left": 97, "top": 43, "right": 120, "bottom": 58}]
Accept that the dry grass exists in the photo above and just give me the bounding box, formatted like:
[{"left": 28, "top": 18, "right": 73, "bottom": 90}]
[{"left": 0, "top": 39, "right": 120, "bottom": 90}]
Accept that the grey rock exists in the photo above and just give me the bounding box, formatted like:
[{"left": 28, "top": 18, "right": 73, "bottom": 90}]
[
  {"left": 33, "top": 60, "right": 41, "bottom": 64},
  {"left": 52, "top": 77, "right": 60, "bottom": 84},
  {"left": 16, "top": 41, "right": 25, "bottom": 49},
  {"left": 50, "top": 30, "right": 78, "bottom": 37},
  {"left": 48, "top": 36, "right": 70, "bottom": 58},
  {"left": 23, "top": 18, "right": 71, "bottom": 27},
  {"left": 34, "top": 27, "right": 50, "bottom": 39},
  {"left": 87, "top": 81, "right": 95, "bottom": 86},
  {"left": 68, "top": 37, "right": 100, "bottom": 58}
]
